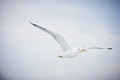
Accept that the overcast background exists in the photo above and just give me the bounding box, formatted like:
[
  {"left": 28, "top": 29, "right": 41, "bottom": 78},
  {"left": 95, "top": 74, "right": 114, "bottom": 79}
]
[{"left": 0, "top": 0, "right": 120, "bottom": 80}]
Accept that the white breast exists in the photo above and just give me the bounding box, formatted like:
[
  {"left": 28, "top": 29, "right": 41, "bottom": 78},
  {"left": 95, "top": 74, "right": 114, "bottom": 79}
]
[{"left": 59, "top": 49, "right": 80, "bottom": 58}]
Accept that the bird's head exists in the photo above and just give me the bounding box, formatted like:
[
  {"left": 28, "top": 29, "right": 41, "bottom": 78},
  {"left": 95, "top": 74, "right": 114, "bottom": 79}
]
[{"left": 77, "top": 48, "right": 86, "bottom": 53}]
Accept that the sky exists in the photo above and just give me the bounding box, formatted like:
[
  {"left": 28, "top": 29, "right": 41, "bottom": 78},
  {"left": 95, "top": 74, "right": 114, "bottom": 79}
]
[{"left": 0, "top": 0, "right": 120, "bottom": 80}]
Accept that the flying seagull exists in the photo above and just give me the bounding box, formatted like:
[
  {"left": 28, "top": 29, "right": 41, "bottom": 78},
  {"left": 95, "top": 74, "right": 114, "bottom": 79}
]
[{"left": 29, "top": 22, "right": 112, "bottom": 58}]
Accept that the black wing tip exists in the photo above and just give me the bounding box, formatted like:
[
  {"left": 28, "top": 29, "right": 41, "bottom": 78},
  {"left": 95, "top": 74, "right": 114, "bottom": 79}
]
[
  {"left": 28, "top": 21, "right": 33, "bottom": 24},
  {"left": 29, "top": 21, "right": 37, "bottom": 26},
  {"left": 107, "top": 48, "right": 113, "bottom": 50}
]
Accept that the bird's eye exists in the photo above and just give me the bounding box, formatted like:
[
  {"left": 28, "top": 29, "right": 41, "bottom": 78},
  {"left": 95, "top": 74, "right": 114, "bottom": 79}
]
[{"left": 78, "top": 48, "right": 80, "bottom": 50}]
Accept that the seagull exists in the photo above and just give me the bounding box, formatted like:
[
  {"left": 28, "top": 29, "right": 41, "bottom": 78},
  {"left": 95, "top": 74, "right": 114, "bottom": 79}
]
[{"left": 29, "top": 22, "right": 112, "bottom": 58}]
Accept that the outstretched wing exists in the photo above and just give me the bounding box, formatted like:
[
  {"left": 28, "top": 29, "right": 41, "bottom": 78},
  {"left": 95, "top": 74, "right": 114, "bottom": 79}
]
[
  {"left": 88, "top": 47, "right": 112, "bottom": 50},
  {"left": 29, "top": 22, "right": 72, "bottom": 51}
]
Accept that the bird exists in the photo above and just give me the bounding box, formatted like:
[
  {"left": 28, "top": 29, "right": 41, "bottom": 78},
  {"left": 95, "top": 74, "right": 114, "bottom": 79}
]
[{"left": 29, "top": 22, "right": 112, "bottom": 58}]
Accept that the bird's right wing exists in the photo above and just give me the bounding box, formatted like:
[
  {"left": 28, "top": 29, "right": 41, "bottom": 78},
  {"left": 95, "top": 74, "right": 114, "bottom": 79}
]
[
  {"left": 88, "top": 47, "right": 112, "bottom": 50},
  {"left": 29, "top": 22, "right": 72, "bottom": 51}
]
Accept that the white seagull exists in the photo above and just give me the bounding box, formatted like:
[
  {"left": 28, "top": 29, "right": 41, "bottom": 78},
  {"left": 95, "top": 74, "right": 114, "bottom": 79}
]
[{"left": 29, "top": 22, "right": 112, "bottom": 58}]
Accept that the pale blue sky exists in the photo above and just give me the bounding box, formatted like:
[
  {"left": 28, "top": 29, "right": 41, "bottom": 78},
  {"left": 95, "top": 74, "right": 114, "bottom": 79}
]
[{"left": 0, "top": 0, "right": 120, "bottom": 80}]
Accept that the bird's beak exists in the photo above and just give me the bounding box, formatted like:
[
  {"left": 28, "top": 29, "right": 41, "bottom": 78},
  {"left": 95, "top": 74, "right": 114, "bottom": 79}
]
[{"left": 80, "top": 49, "right": 86, "bottom": 52}]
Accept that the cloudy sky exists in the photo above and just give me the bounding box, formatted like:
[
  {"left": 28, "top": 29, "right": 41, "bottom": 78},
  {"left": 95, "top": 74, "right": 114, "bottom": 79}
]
[{"left": 0, "top": 0, "right": 120, "bottom": 80}]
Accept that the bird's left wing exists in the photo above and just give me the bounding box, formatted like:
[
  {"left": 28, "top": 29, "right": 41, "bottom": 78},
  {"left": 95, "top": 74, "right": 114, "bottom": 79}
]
[{"left": 29, "top": 22, "right": 72, "bottom": 51}]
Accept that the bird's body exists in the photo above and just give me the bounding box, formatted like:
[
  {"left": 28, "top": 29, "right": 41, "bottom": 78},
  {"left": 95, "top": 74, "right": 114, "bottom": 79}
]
[
  {"left": 29, "top": 22, "right": 112, "bottom": 58},
  {"left": 59, "top": 48, "right": 81, "bottom": 58}
]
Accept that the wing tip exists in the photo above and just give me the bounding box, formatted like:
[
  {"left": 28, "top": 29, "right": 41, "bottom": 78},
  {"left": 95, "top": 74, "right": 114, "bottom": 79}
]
[
  {"left": 107, "top": 48, "right": 113, "bottom": 50},
  {"left": 29, "top": 21, "right": 37, "bottom": 26},
  {"left": 28, "top": 21, "right": 33, "bottom": 24}
]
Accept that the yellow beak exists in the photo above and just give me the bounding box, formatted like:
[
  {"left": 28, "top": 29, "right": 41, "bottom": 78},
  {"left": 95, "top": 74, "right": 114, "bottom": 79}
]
[{"left": 81, "top": 49, "right": 86, "bottom": 52}]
